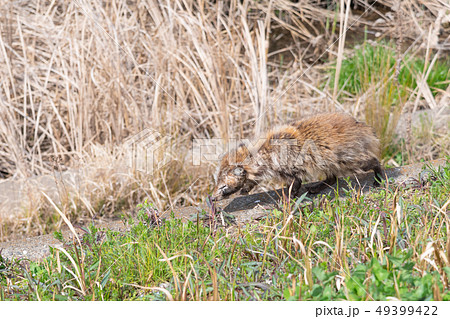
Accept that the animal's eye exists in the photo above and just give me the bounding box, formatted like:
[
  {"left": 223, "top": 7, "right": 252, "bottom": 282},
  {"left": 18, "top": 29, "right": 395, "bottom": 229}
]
[
  {"left": 219, "top": 185, "right": 228, "bottom": 191},
  {"left": 233, "top": 167, "right": 245, "bottom": 176}
]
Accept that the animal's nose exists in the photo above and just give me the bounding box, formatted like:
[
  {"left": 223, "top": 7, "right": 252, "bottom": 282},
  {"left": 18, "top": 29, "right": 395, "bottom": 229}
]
[
  {"left": 211, "top": 193, "right": 222, "bottom": 201},
  {"left": 211, "top": 185, "right": 226, "bottom": 201},
  {"left": 211, "top": 190, "right": 220, "bottom": 201}
]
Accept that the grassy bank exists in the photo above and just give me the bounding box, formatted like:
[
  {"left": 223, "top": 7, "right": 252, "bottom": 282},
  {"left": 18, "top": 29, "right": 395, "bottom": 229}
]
[
  {"left": 1, "top": 159, "right": 449, "bottom": 300},
  {"left": 1, "top": 0, "right": 449, "bottom": 241}
]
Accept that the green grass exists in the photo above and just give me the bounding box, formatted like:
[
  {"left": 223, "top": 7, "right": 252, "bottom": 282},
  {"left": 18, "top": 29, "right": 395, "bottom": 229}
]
[
  {"left": 329, "top": 41, "right": 450, "bottom": 158},
  {"left": 1, "top": 159, "right": 449, "bottom": 300},
  {"left": 330, "top": 41, "right": 450, "bottom": 98}
]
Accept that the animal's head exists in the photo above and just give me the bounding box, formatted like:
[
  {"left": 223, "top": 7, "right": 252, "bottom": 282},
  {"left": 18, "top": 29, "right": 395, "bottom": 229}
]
[
  {"left": 212, "top": 165, "right": 248, "bottom": 201},
  {"left": 212, "top": 145, "right": 250, "bottom": 201}
]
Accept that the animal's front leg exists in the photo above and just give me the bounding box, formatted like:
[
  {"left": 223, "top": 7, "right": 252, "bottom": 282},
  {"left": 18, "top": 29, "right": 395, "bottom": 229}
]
[
  {"left": 306, "top": 175, "right": 337, "bottom": 194},
  {"left": 240, "top": 180, "right": 257, "bottom": 195},
  {"left": 289, "top": 177, "right": 302, "bottom": 196}
]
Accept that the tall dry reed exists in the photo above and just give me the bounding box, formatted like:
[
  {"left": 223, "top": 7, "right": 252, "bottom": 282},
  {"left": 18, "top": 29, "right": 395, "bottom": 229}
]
[{"left": 0, "top": 0, "right": 447, "bottom": 239}]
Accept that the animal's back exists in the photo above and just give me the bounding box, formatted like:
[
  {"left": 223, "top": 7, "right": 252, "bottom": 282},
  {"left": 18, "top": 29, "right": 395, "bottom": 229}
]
[
  {"left": 291, "top": 113, "right": 379, "bottom": 156},
  {"left": 260, "top": 113, "right": 381, "bottom": 181}
]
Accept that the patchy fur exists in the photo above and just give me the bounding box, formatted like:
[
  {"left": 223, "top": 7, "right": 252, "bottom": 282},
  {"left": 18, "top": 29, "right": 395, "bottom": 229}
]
[{"left": 212, "top": 113, "right": 385, "bottom": 200}]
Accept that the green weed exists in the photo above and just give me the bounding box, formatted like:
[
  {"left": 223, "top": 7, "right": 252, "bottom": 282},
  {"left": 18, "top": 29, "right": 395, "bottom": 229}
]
[
  {"left": 329, "top": 41, "right": 450, "bottom": 98},
  {"left": 329, "top": 41, "right": 450, "bottom": 157}
]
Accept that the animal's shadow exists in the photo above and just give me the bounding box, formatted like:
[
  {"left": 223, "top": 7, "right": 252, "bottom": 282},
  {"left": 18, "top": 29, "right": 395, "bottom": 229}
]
[{"left": 222, "top": 169, "right": 401, "bottom": 213}]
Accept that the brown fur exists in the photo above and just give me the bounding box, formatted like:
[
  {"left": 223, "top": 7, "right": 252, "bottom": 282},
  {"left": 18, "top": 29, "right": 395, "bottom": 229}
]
[{"left": 212, "top": 113, "right": 385, "bottom": 200}]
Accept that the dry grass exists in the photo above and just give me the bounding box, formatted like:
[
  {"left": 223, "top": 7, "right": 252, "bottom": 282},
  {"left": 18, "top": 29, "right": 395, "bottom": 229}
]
[{"left": 0, "top": 0, "right": 449, "bottom": 240}]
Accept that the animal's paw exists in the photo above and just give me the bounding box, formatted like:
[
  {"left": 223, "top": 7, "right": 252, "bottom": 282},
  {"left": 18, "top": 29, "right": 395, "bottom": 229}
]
[
  {"left": 239, "top": 189, "right": 250, "bottom": 195},
  {"left": 373, "top": 179, "right": 381, "bottom": 187},
  {"left": 305, "top": 182, "right": 327, "bottom": 194},
  {"left": 373, "top": 174, "right": 385, "bottom": 187}
]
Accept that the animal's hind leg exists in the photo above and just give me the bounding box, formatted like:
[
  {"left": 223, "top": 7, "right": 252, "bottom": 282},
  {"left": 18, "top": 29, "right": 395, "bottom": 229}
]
[
  {"left": 362, "top": 158, "right": 385, "bottom": 187},
  {"left": 306, "top": 175, "right": 337, "bottom": 194},
  {"left": 372, "top": 161, "right": 385, "bottom": 187}
]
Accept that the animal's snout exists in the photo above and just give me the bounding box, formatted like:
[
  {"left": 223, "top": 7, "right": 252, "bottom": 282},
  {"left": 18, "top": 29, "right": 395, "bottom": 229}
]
[
  {"left": 211, "top": 185, "right": 231, "bottom": 201},
  {"left": 211, "top": 193, "right": 225, "bottom": 202}
]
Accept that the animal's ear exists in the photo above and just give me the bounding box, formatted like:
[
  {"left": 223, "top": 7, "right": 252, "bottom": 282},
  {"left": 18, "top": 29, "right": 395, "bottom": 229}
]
[
  {"left": 237, "top": 142, "right": 246, "bottom": 150},
  {"left": 233, "top": 167, "right": 245, "bottom": 176}
]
